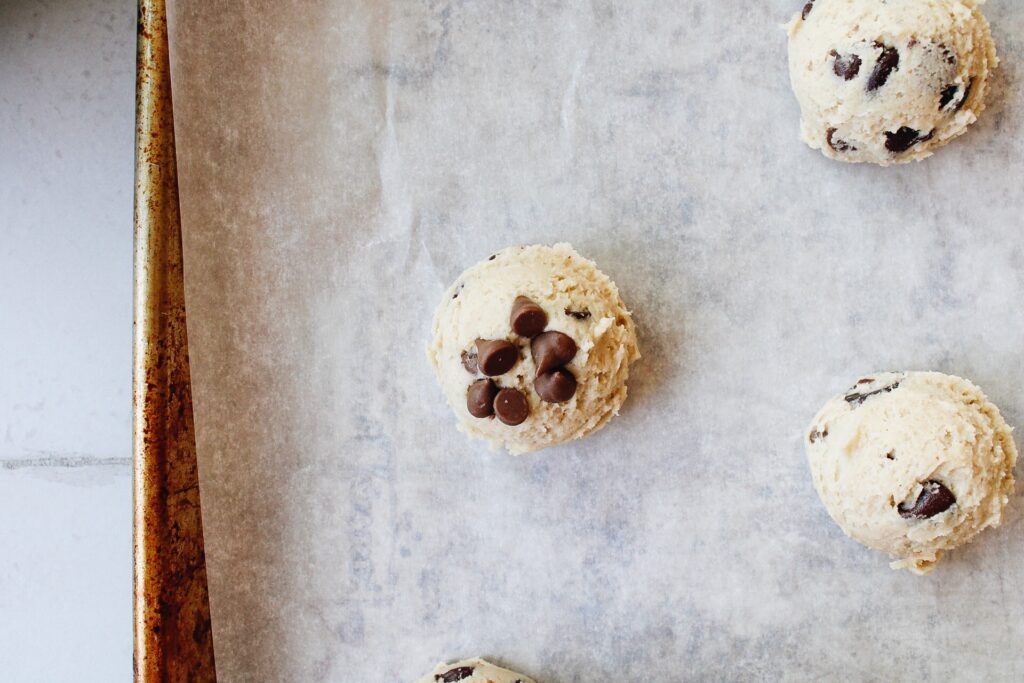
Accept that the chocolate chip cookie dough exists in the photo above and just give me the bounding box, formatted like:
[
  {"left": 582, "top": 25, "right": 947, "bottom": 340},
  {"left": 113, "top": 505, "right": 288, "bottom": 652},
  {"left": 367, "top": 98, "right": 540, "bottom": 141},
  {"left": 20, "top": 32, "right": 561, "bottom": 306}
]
[
  {"left": 415, "top": 658, "right": 535, "bottom": 683},
  {"left": 427, "top": 243, "right": 640, "bottom": 455},
  {"left": 788, "top": 0, "right": 997, "bottom": 165},
  {"left": 806, "top": 372, "right": 1017, "bottom": 574}
]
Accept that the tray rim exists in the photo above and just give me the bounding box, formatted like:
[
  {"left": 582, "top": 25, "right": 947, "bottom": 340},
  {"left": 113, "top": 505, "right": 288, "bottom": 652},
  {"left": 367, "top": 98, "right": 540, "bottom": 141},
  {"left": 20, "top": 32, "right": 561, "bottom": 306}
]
[{"left": 133, "top": 0, "right": 216, "bottom": 680}]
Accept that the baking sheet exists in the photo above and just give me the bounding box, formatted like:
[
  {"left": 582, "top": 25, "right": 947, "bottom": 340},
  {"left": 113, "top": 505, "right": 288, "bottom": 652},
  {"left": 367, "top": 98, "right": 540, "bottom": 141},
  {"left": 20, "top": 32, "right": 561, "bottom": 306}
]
[{"left": 166, "top": 1, "right": 1024, "bottom": 680}]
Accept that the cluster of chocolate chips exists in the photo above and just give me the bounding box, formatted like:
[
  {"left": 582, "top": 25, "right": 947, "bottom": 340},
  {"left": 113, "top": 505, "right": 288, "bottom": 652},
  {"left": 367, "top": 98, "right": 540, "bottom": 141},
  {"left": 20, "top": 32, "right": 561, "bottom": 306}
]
[
  {"left": 826, "top": 41, "right": 899, "bottom": 91},
  {"left": 820, "top": 36, "right": 972, "bottom": 155},
  {"left": 463, "top": 296, "right": 579, "bottom": 427}
]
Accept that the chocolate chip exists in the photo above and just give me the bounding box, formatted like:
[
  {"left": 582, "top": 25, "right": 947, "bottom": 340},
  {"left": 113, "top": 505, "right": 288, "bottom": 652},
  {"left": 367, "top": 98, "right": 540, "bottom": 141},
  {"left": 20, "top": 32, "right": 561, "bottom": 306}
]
[
  {"left": 844, "top": 381, "right": 900, "bottom": 407},
  {"left": 826, "top": 128, "right": 856, "bottom": 152},
  {"left": 436, "top": 667, "right": 475, "bottom": 683},
  {"left": 488, "top": 254, "right": 497, "bottom": 260},
  {"left": 494, "top": 388, "right": 530, "bottom": 425},
  {"left": 939, "top": 85, "right": 958, "bottom": 110},
  {"left": 937, "top": 42, "right": 956, "bottom": 66},
  {"left": 808, "top": 427, "right": 828, "bottom": 443},
  {"left": 461, "top": 349, "right": 478, "bottom": 374},
  {"left": 898, "top": 480, "right": 956, "bottom": 519},
  {"left": 452, "top": 283, "right": 464, "bottom": 300},
  {"left": 884, "top": 127, "right": 934, "bottom": 153},
  {"left": 475, "top": 339, "right": 518, "bottom": 376},
  {"left": 831, "top": 50, "right": 862, "bottom": 80},
  {"left": 857, "top": 378, "right": 873, "bottom": 385},
  {"left": 535, "top": 368, "right": 577, "bottom": 403},
  {"left": 886, "top": 450, "right": 896, "bottom": 461},
  {"left": 466, "top": 379, "right": 498, "bottom": 418},
  {"left": 867, "top": 44, "right": 899, "bottom": 91},
  {"left": 510, "top": 296, "right": 548, "bottom": 338},
  {"left": 565, "top": 308, "right": 591, "bottom": 320},
  {"left": 944, "top": 78, "right": 974, "bottom": 112},
  {"left": 801, "top": 0, "right": 815, "bottom": 20},
  {"left": 960, "top": 78, "right": 974, "bottom": 111},
  {"left": 531, "top": 331, "right": 577, "bottom": 375}
]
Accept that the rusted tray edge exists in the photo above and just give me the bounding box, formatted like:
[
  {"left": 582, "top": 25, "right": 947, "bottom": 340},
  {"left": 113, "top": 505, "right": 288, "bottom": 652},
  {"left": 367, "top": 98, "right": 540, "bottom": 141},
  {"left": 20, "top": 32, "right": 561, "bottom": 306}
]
[{"left": 133, "top": 0, "right": 216, "bottom": 680}]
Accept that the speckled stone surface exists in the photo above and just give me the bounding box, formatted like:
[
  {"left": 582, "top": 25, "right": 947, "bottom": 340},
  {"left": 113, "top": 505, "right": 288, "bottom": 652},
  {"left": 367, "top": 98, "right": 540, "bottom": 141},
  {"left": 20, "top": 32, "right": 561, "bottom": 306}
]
[{"left": 168, "top": 1, "right": 1024, "bottom": 680}]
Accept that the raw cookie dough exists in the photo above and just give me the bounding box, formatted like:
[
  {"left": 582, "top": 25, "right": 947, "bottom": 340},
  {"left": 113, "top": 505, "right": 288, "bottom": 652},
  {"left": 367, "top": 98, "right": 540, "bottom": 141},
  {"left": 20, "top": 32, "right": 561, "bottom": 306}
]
[
  {"left": 415, "top": 658, "right": 536, "bottom": 683},
  {"left": 788, "top": 0, "right": 997, "bottom": 165},
  {"left": 427, "top": 243, "right": 640, "bottom": 455},
  {"left": 806, "top": 372, "right": 1017, "bottom": 574}
]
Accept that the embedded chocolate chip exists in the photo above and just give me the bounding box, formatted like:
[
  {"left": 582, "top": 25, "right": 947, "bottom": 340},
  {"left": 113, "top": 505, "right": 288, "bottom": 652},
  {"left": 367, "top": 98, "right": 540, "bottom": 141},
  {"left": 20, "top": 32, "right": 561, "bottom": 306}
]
[
  {"left": 939, "top": 84, "right": 959, "bottom": 110},
  {"left": 884, "top": 127, "right": 934, "bottom": 153},
  {"left": 436, "top": 667, "right": 475, "bottom": 683},
  {"left": 475, "top": 339, "right": 518, "bottom": 376},
  {"left": 845, "top": 381, "right": 901, "bottom": 407},
  {"left": 452, "top": 283, "right": 464, "bottom": 300},
  {"left": 826, "top": 128, "right": 856, "bottom": 152},
  {"left": 831, "top": 50, "right": 862, "bottom": 80},
  {"left": 531, "top": 331, "right": 577, "bottom": 375},
  {"left": 808, "top": 427, "right": 828, "bottom": 443},
  {"left": 535, "top": 368, "right": 577, "bottom": 403},
  {"left": 898, "top": 480, "right": 956, "bottom": 519},
  {"left": 510, "top": 296, "right": 548, "bottom": 338},
  {"left": 488, "top": 254, "right": 497, "bottom": 260},
  {"left": 885, "top": 450, "right": 896, "bottom": 461},
  {"left": 802, "top": 0, "right": 815, "bottom": 20},
  {"left": 494, "top": 388, "right": 530, "bottom": 425},
  {"left": 565, "top": 308, "right": 591, "bottom": 320},
  {"left": 461, "top": 349, "right": 478, "bottom": 374},
  {"left": 867, "top": 44, "right": 899, "bottom": 91},
  {"left": 466, "top": 379, "right": 498, "bottom": 418},
  {"left": 937, "top": 42, "right": 957, "bottom": 66},
  {"left": 957, "top": 78, "right": 974, "bottom": 112},
  {"left": 939, "top": 79, "right": 973, "bottom": 112},
  {"left": 857, "top": 378, "right": 873, "bottom": 385}
]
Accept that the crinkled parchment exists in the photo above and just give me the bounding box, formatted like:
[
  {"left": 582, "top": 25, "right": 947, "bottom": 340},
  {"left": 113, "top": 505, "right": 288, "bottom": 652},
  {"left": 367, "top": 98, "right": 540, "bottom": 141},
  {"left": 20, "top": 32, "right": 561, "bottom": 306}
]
[{"left": 167, "top": 1, "right": 1024, "bottom": 680}]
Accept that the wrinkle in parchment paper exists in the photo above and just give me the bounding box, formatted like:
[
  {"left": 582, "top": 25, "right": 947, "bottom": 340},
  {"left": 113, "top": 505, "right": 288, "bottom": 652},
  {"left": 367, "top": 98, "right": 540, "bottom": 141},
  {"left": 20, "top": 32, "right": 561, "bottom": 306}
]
[{"left": 168, "top": 1, "right": 1024, "bottom": 680}]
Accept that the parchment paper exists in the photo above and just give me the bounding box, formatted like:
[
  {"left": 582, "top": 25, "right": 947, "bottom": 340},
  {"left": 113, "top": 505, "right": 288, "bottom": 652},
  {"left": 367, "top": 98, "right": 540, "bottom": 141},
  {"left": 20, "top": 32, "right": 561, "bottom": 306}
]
[{"left": 167, "top": 1, "right": 1024, "bottom": 680}]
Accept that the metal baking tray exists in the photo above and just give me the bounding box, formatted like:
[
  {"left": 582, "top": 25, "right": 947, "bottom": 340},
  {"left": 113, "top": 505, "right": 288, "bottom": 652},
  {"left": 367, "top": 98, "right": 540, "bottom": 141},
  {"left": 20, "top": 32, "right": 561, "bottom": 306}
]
[{"left": 133, "top": 0, "right": 216, "bottom": 679}]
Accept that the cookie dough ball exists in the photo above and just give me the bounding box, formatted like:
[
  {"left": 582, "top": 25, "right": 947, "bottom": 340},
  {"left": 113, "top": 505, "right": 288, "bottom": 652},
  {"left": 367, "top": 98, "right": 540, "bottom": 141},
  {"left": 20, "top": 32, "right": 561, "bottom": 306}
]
[
  {"left": 415, "top": 658, "right": 536, "bottom": 683},
  {"left": 788, "top": 0, "right": 997, "bottom": 165},
  {"left": 427, "top": 243, "right": 640, "bottom": 455},
  {"left": 806, "top": 372, "right": 1017, "bottom": 574}
]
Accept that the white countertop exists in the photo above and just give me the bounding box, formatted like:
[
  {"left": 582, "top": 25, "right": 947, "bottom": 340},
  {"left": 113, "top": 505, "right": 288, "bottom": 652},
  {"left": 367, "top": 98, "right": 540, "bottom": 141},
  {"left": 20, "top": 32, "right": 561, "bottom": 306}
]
[{"left": 1, "top": 0, "right": 134, "bottom": 678}]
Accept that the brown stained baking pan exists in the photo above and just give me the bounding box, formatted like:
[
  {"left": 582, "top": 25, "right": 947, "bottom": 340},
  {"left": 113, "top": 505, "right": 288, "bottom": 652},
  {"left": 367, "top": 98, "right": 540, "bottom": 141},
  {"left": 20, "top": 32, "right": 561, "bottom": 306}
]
[{"left": 133, "top": 0, "right": 216, "bottom": 680}]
